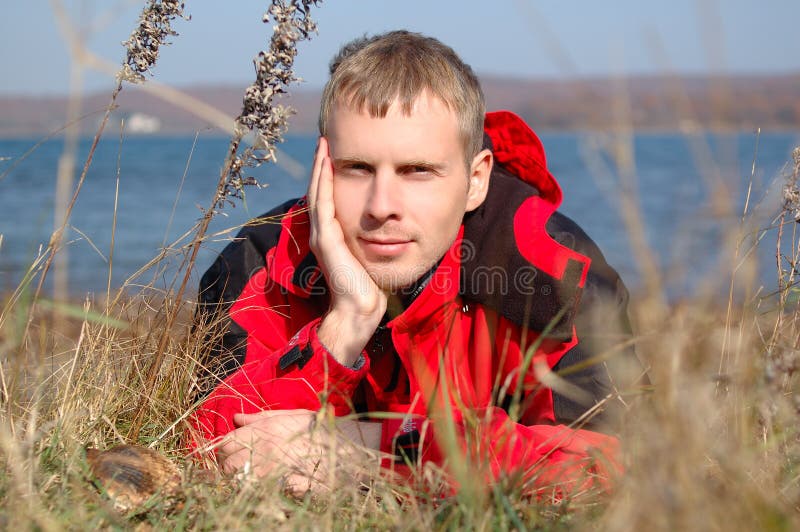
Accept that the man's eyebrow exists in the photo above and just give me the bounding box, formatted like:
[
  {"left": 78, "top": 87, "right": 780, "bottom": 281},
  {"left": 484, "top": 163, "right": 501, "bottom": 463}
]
[
  {"left": 398, "top": 159, "right": 447, "bottom": 168},
  {"left": 398, "top": 160, "right": 448, "bottom": 171},
  {"left": 332, "top": 157, "right": 372, "bottom": 166},
  {"left": 332, "top": 157, "right": 449, "bottom": 172}
]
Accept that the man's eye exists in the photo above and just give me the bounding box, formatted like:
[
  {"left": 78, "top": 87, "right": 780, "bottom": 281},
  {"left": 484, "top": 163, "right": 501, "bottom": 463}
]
[
  {"left": 339, "top": 163, "right": 371, "bottom": 175},
  {"left": 403, "top": 165, "right": 434, "bottom": 175}
]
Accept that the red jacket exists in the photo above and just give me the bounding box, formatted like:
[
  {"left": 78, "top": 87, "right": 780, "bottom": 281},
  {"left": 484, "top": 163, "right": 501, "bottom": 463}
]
[{"left": 192, "top": 111, "right": 640, "bottom": 494}]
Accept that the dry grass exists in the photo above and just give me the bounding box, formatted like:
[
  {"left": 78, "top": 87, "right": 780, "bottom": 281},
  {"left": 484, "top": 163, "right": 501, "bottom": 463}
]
[
  {"left": 0, "top": 291, "right": 579, "bottom": 529},
  {"left": 2, "top": 148, "right": 799, "bottom": 531}
]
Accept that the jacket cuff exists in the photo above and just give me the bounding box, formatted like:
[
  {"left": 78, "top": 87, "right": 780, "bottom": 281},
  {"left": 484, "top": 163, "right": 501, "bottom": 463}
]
[{"left": 276, "top": 318, "right": 370, "bottom": 413}]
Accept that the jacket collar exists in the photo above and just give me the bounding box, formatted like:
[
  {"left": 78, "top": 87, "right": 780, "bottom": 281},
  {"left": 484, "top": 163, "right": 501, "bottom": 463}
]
[{"left": 266, "top": 204, "right": 463, "bottom": 332}]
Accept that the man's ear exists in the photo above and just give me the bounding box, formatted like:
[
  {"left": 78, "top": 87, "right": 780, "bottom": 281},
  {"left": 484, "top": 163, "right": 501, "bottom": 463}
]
[{"left": 465, "top": 148, "right": 493, "bottom": 212}]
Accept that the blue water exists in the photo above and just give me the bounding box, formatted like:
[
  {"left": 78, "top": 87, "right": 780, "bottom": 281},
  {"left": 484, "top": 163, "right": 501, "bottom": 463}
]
[{"left": 1, "top": 130, "right": 798, "bottom": 299}]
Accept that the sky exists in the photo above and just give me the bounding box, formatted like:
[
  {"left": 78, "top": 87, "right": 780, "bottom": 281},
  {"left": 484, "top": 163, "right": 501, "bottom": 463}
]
[{"left": 2, "top": 0, "right": 799, "bottom": 96}]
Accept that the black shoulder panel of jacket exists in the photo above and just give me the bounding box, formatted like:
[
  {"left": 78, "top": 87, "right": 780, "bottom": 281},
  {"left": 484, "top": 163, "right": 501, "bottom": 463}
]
[
  {"left": 545, "top": 210, "right": 646, "bottom": 432},
  {"left": 193, "top": 197, "right": 298, "bottom": 398},
  {"left": 461, "top": 161, "right": 584, "bottom": 339}
]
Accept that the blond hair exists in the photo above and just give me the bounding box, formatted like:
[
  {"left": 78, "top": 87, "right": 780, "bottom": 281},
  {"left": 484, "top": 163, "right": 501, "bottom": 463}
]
[{"left": 318, "top": 31, "right": 485, "bottom": 161}]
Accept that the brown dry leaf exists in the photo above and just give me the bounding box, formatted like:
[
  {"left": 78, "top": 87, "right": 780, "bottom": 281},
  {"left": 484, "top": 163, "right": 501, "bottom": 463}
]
[{"left": 86, "top": 444, "right": 182, "bottom": 513}]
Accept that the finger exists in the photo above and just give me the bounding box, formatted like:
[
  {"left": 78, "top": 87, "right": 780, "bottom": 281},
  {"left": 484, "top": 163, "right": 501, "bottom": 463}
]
[
  {"left": 233, "top": 412, "right": 253, "bottom": 428},
  {"left": 283, "top": 472, "right": 315, "bottom": 497},
  {"left": 219, "top": 449, "right": 246, "bottom": 475},
  {"left": 315, "top": 147, "right": 335, "bottom": 224},
  {"left": 220, "top": 446, "right": 268, "bottom": 475},
  {"left": 234, "top": 409, "right": 315, "bottom": 428},
  {"left": 234, "top": 411, "right": 273, "bottom": 427},
  {"left": 218, "top": 429, "right": 275, "bottom": 473},
  {"left": 221, "top": 440, "right": 307, "bottom": 478},
  {"left": 216, "top": 430, "right": 246, "bottom": 459},
  {"left": 216, "top": 424, "right": 262, "bottom": 457},
  {"left": 307, "top": 136, "right": 326, "bottom": 213}
]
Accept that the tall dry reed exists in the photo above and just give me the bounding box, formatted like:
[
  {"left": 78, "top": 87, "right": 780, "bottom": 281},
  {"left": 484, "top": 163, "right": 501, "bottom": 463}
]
[{"left": 129, "top": 0, "right": 322, "bottom": 439}]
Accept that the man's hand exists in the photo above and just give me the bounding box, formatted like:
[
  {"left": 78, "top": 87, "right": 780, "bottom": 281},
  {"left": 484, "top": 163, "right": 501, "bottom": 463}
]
[
  {"left": 217, "top": 409, "right": 381, "bottom": 496},
  {"left": 217, "top": 410, "right": 317, "bottom": 480},
  {"left": 308, "top": 137, "right": 386, "bottom": 366}
]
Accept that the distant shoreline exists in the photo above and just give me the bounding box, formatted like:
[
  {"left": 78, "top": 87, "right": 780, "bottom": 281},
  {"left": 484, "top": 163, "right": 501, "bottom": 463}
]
[
  {"left": 1, "top": 73, "right": 798, "bottom": 138},
  {"left": 2, "top": 126, "right": 798, "bottom": 143}
]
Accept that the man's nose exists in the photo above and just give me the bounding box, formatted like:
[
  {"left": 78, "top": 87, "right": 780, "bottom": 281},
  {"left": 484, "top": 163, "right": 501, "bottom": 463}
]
[{"left": 365, "top": 171, "right": 401, "bottom": 222}]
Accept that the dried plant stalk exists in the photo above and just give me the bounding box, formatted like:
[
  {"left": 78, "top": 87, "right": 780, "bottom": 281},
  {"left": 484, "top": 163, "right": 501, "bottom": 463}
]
[
  {"left": 224, "top": 0, "right": 321, "bottom": 206},
  {"left": 119, "top": 0, "right": 190, "bottom": 84},
  {"left": 24, "top": 1, "right": 188, "bottom": 357},
  {"left": 129, "top": 0, "right": 322, "bottom": 440}
]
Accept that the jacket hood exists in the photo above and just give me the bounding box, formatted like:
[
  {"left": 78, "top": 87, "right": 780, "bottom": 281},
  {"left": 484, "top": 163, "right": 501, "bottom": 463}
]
[
  {"left": 483, "top": 110, "right": 562, "bottom": 209},
  {"left": 457, "top": 111, "right": 590, "bottom": 338}
]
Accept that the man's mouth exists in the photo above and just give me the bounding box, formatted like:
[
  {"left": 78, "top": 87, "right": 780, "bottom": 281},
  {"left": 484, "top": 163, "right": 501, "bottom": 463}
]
[{"left": 358, "top": 236, "right": 412, "bottom": 257}]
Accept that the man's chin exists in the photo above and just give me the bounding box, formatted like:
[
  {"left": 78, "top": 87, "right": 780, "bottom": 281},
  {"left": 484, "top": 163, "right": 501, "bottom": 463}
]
[{"left": 366, "top": 265, "right": 429, "bottom": 293}]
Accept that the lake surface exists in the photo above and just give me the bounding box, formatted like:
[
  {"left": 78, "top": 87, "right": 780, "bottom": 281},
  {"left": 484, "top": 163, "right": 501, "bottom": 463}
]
[{"left": 1, "top": 130, "right": 799, "bottom": 300}]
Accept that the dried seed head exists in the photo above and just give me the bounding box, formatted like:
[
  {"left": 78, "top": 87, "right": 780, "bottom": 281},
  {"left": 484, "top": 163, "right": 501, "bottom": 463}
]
[
  {"left": 782, "top": 146, "right": 800, "bottom": 221},
  {"left": 220, "top": 0, "right": 322, "bottom": 208},
  {"left": 119, "top": 0, "right": 189, "bottom": 84}
]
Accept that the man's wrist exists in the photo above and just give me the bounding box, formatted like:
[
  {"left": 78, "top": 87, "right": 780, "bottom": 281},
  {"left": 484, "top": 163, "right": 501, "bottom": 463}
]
[
  {"left": 354, "top": 420, "right": 382, "bottom": 450},
  {"left": 335, "top": 418, "right": 382, "bottom": 450},
  {"left": 317, "top": 307, "right": 382, "bottom": 366}
]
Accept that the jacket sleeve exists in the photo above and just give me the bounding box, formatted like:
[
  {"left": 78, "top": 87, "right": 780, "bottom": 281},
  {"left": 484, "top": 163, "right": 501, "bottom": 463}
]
[
  {"left": 190, "top": 199, "right": 370, "bottom": 445},
  {"left": 192, "top": 316, "right": 371, "bottom": 444},
  {"left": 193, "top": 200, "right": 295, "bottom": 399},
  {"left": 546, "top": 211, "right": 647, "bottom": 431},
  {"left": 378, "top": 409, "right": 620, "bottom": 497}
]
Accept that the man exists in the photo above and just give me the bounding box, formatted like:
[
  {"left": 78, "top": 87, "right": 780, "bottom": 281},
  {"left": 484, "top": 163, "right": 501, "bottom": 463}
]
[{"left": 192, "top": 31, "right": 641, "bottom": 495}]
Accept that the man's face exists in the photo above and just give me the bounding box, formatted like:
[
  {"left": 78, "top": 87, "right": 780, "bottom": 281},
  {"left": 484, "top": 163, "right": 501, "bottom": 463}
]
[{"left": 327, "top": 92, "right": 488, "bottom": 292}]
